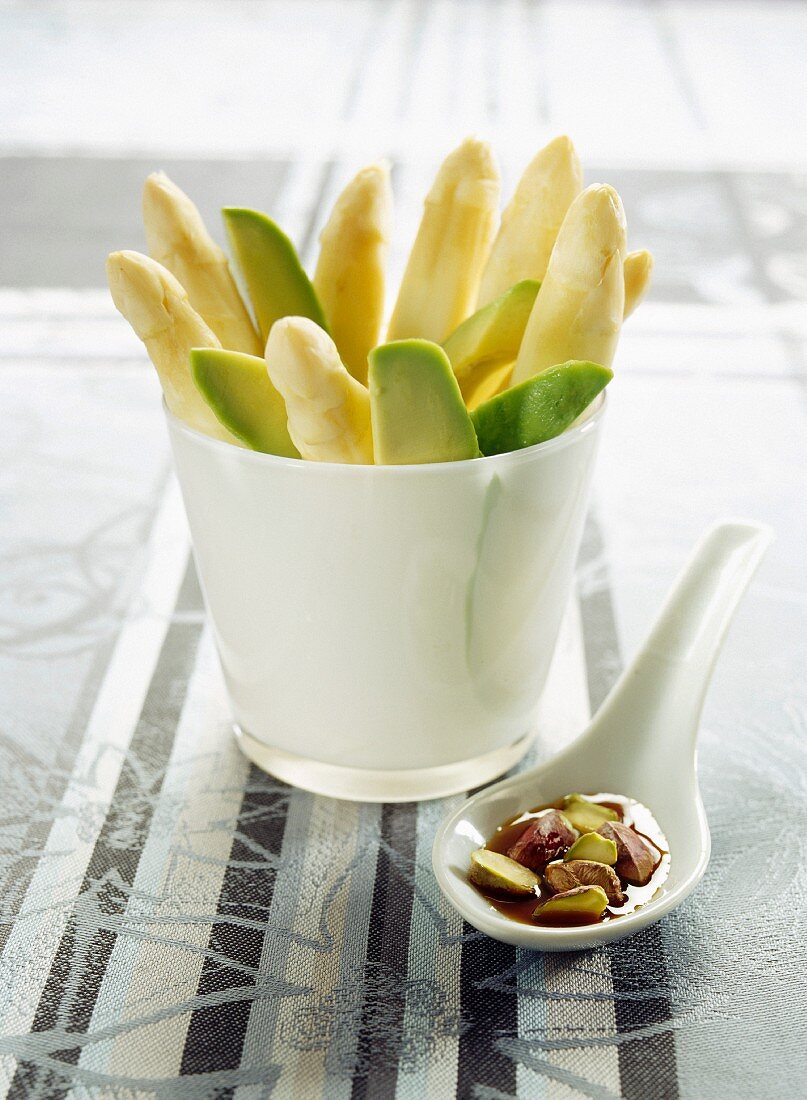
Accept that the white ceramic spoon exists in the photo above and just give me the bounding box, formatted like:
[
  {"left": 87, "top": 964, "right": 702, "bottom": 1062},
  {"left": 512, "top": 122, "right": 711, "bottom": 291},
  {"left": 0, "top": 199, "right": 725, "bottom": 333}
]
[{"left": 433, "top": 521, "right": 772, "bottom": 951}]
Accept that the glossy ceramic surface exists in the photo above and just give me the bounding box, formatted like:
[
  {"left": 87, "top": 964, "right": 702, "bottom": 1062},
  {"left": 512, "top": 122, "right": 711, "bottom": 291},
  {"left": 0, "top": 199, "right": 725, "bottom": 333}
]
[
  {"left": 166, "top": 400, "right": 604, "bottom": 800},
  {"left": 433, "top": 521, "right": 773, "bottom": 949}
]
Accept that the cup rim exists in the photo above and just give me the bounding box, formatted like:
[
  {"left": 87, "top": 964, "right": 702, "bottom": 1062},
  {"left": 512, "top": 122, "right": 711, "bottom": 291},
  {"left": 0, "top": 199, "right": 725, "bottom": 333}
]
[{"left": 164, "top": 391, "right": 606, "bottom": 474}]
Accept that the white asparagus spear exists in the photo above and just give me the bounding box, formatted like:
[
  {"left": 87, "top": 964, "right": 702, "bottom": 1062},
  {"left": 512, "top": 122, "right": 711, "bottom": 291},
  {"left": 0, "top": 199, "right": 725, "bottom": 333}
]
[
  {"left": 511, "top": 184, "right": 627, "bottom": 384},
  {"left": 106, "top": 250, "right": 240, "bottom": 444},
  {"left": 142, "top": 172, "right": 262, "bottom": 355},
  {"left": 570, "top": 248, "right": 625, "bottom": 358},
  {"left": 387, "top": 138, "right": 500, "bottom": 343},
  {"left": 472, "top": 248, "right": 650, "bottom": 405},
  {"left": 313, "top": 162, "right": 392, "bottom": 385},
  {"left": 477, "top": 135, "right": 582, "bottom": 307},
  {"left": 623, "top": 249, "right": 654, "bottom": 318},
  {"left": 265, "top": 317, "right": 373, "bottom": 464}
]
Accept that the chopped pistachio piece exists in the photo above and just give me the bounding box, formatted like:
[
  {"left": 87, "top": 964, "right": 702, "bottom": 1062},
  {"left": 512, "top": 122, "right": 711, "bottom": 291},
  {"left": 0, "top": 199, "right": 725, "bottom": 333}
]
[
  {"left": 533, "top": 885, "right": 609, "bottom": 922},
  {"left": 468, "top": 849, "right": 540, "bottom": 896},
  {"left": 562, "top": 794, "right": 619, "bottom": 834},
  {"left": 564, "top": 831, "right": 618, "bottom": 865},
  {"left": 507, "top": 810, "right": 578, "bottom": 872},
  {"left": 598, "top": 821, "right": 656, "bottom": 886},
  {"left": 545, "top": 859, "right": 626, "bottom": 906}
]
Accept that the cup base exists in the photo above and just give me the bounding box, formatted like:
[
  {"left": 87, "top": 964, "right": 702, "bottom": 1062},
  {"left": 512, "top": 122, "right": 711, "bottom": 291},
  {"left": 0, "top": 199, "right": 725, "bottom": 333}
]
[{"left": 233, "top": 724, "right": 536, "bottom": 802}]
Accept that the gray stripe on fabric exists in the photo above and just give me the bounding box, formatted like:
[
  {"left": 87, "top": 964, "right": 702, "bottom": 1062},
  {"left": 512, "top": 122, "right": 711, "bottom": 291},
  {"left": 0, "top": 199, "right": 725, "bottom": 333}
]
[
  {"left": 235, "top": 798, "right": 378, "bottom": 1100},
  {"left": 318, "top": 801, "right": 383, "bottom": 1100},
  {"left": 227, "top": 789, "right": 316, "bottom": 1090},
  {"left": 394, "top": 793, "right": 466, "bottom": 1100},
  {"left": 577, "top": 512, "right": 680, "bottom": 1100},
  {"left": 2, "top": 1049, "right": 280, "bottom": 1099},
  {"left": 8, "top": 560, "right": 203, "bottom": 1100},
  {"left": 350, "top": 801, "right": 419, "bottom": 1100},
  {"left": 73, "top": 627, "right": 249, "bottom": 1084},
  {"left": 177, "top": 767, "right": 292, "bottom": 1085},
  {"left": 498, "top": 1037, "right": 620, "bottom": 1100},
  {"left": 0, "top": 493, "right": 170, "bottom": 958},
  {"left": 608, "top": 930, "right": 680, "bottom": 1100},
  {"left": 457, "top": 924, "right": 518, "bottom": 1098},
  {"left": 174, "top": 557, "right": 206, "bottom": 614},
  {"left": 0, "top": 638, "right": 114, "bottom": 960}
]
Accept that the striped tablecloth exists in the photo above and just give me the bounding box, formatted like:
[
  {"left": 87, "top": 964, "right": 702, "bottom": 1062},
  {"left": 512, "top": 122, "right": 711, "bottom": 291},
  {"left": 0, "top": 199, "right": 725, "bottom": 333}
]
[
  {"left": 2, "top": 165, "right": 805, "bottom": 1099},
  {"left": 2, "top": 2, "right": 806, "bottom": 1097}
]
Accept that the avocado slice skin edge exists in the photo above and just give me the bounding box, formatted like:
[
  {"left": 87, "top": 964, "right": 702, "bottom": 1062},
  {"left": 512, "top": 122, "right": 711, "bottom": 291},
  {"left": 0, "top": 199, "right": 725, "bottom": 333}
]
[
  {"left": 471, "top": 360, "right": 612, "bottom": 457},
  {"left": 191, "top": 347, "right": 300, "bottom": 458},
  {"left": 222, "top": 207, "right": 328, "bottom": 342}
]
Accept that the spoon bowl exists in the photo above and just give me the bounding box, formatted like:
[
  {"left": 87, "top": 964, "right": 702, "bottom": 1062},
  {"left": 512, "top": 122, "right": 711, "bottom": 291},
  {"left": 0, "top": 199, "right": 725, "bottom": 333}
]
[{"left": 433, "top": 521, "right": 772, "bottom": 950}]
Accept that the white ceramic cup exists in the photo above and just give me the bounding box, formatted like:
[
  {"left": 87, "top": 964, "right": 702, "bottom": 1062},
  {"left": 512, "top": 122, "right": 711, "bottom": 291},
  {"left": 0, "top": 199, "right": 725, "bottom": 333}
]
[{"left": 166, "top": 398, "right": 605, "bottom": 802}]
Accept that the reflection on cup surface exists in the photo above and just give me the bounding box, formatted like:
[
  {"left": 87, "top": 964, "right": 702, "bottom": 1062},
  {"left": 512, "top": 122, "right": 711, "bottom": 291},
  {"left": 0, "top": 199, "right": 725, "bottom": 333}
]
[{"left": 166, "top": 399, "right": 605, "bottom": 800}]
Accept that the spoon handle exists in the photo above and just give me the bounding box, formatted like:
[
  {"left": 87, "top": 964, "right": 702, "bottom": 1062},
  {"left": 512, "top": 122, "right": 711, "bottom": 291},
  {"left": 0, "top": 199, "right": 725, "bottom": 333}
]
[{"left": 588, "top": 521, "right": 773, "bottom": 765}]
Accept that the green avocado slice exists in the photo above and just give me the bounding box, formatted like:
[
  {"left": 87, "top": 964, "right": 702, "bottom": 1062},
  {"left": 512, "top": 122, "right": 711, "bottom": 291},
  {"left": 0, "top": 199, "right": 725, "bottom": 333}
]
[
  {"left": 471, "top": 360, "right": 612, "bottom": 456},
  {"left": 222, "top": 208, "right": 328, "bottom": 342},
  {"left": 190, "top": 348, "right": 300, "bottom": 458},
  {"left": 368, "top": 340, "right": 480, "bottom": 464},
  {"left": 442, "top": 279, "right": 540, "bottom": 404}
]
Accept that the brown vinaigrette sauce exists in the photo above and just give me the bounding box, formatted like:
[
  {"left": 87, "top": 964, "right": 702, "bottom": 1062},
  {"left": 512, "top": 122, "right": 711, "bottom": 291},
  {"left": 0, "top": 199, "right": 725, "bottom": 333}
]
[{"left": 475, "top": 793, "right": 670, "bottom": 928}]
